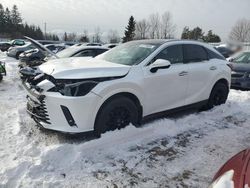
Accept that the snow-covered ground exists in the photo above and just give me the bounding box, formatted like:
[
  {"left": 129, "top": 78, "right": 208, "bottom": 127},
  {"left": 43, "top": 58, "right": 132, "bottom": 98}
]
[{"left": 0, "top": 51, "right": 250, "bottom": 188}]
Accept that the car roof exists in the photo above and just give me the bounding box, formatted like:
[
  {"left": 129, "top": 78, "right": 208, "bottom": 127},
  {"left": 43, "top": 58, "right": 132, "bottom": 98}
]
[
  {"left": 128, "top": 39, "right": 211, "bottom": 46},
  {"left": 69, "top": 45, "right": 109, "bottom": 50}
]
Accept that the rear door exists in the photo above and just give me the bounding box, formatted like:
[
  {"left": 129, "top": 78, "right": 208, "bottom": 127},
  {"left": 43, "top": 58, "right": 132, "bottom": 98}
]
[{"left": 183, "top": 44, "right": 219, "bottom": 105}]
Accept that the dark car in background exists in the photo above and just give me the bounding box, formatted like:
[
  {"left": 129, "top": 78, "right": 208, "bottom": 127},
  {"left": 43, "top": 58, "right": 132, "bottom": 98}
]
[
  {"left": 215, "top": 46, "right": 234, "bottom": 58},
  {"left": 0, "top": 42, "right": 11, "bottom": 52},
  {"left": 18, "top": 44, "right": 68, "bottom": 68},
  {"left": 19, "top": 44, "right": 68, "bottom": 68},
  {"left": 0, "top": 39, "right": 26, "bottom": 52},
  {"left": 230, "top": 51, "right": 250, "bottom": 89}
]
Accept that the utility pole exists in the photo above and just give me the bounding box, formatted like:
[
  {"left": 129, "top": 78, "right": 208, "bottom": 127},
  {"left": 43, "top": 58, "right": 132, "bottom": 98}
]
[{"left": 44, "top": 22, "right": 47, "bottom": 40}]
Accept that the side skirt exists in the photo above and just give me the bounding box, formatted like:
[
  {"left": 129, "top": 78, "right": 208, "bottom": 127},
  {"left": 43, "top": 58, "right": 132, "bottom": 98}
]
[{"left": 142, "top": 100, "right": 208, "bottom": 123}]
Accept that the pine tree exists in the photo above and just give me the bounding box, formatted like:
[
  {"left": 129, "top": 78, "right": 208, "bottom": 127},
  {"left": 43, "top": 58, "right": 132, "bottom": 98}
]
[
  {"left": 11, "top": 5, "right": 22, "bottom": 26},
  {"left": 0, "top": 4, "right": 5, "bottom": 33},
  {"left": 4, "top": 8, "right": 12, "bottom": 33},
  {"left": 122, "top": 16, "right": 136, "bottom": 43},
  {"left": 181, "top": 26, "right": 190, "bottom": 39},
  {"left": 203, "top": 30, "right": 221, "bottom": 43}
]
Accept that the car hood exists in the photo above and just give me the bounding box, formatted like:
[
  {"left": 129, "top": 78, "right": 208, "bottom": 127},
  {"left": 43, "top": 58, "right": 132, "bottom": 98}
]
[
  {"left": 38, "top": 57, "right": 131, "bottom": 79},
  {"left": 231, "top": 63, "right": 250, "bottom": 72}
]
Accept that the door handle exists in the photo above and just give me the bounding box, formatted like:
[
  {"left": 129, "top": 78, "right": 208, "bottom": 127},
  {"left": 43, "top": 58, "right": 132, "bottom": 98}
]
[
  {"left": 179, "top": 71, "right": 188, "bottom": 76},
  {"left": 210, "top": 66, "right": 217, "bottom": 70}
]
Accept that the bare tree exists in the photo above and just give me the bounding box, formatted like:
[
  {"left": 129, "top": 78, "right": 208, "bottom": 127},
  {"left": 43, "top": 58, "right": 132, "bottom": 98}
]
[
  {"left": 93, "top": 27, "right": 102, "bottom": 43},
  {"left": 67, "top": 32, "right": 77, "bottom": 42},
  {"left": 79, "top": 29, "right": 89, "bottom": 42},
  {"left": 229, "top": 19, "right": 250, "bottom": 42},
  {"left": 148, "top": 13, "right": 161, "bottom": 39},
  {"left": 161, "top": 11, "right": 176, "bottom": 39},
  {"left": 136, "top": 19, "right": 150, "bottom": 39},
  {"left": 107, "top": 29, "right": 120, "bottom": 43}
]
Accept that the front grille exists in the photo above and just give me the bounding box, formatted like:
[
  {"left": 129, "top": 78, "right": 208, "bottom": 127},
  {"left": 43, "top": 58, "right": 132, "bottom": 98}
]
[
  {"left": 27, "top": 97, "right": 51, "bottom": 124},
  {"left": 232, "top": 73, "right": 244, "bottom": 78}
]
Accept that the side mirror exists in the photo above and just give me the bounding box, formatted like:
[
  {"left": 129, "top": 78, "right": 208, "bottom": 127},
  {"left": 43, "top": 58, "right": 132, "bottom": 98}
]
[{"left": 150, "top": 59, "right": 171, "bottom": 73}]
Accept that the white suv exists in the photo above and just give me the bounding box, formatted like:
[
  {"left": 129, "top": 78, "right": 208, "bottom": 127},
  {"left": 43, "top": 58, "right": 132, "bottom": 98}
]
[{"left": 22, "top": 40, "right": 231, "bottom": 135}]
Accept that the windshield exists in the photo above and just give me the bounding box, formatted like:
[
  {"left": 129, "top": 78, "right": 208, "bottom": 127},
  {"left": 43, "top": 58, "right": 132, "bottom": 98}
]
[
  {"left": 56, "top": 47, "right": 79, "bottom": 58},
  {"left": 234, "top": 52, "right": 250, "bottom": 63},
  {"left": 97, "top": 41, "right": 161, "bottom": 65}
]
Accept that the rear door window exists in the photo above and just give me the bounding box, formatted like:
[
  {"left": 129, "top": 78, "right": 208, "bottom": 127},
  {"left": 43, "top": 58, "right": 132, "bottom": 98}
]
[{"left": 183, "top": 44, "right": 208, "bottom": 63}]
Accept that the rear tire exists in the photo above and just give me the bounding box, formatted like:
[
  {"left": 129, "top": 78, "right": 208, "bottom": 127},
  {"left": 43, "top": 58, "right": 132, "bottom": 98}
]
[
  {"left": 94, "top": 96, "right": 139, "bottom": 136},
  {"left": 203, "top": 82, "right": 229, "bottom": 110},
  {"left": 0, "top": 75, "right": 2, "bottom": 82}
]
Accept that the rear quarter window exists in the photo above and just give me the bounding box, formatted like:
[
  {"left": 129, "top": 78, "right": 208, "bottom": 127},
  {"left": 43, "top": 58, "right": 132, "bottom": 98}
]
[{"left": 183, "top": 44, "right": 208, "bottom": 63}]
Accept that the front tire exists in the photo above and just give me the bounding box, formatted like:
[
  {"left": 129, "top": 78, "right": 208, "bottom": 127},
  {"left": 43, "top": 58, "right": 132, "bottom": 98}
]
[
  {"left": 94, "top": 96, "right": 139, "bottom": 136},
  {"left": 204, "top": 82, "right": 229, "bottom": 110},
  {"left": 16, "top": 52, "right": 22, "bottom": 59}
]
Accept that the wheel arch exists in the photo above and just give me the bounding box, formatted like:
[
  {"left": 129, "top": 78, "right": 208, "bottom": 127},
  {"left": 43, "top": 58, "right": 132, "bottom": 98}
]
[
  {"left": 213, "top": 78, "right": 230, "bottom": 92},
  {"left": 94, "top": 92, "right": 143, "bottom": 128}
]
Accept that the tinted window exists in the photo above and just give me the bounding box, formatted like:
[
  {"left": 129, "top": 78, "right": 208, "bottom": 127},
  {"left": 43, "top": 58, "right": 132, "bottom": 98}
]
[
  {"left": 155, "top": 45, "right": 183, "bottom": 64},
  {"left": 207, "top": 48, "right": 225, "bottom": 60},
  {"left": 73, "top": 50, "right": 95, "bottom": 57},
  {"left": 183, "top": 44, "right": 208, "bottom": 63},
  {"left": 95, "top": 49, "right": 108, "bottom": 56},
  {"left": 14, "top": 40, "right": 25, "bottom": 45}
]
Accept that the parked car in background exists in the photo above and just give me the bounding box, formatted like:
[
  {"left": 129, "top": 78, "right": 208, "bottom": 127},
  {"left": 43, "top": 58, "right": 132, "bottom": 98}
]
[
  {"left": 0, "top": 39, "right": 26, "bottom": 52},
  {"left": 103, "top": 43, "right": 119, "bottom": 49},
  {"left": 215, "top": 46, "right": 234, "bottom": 58},
  {"left": 72, "top": 43, "right": 103, "bottom": 47},
  {"left": 209, "top": 149, "right": 250, "bottom": 188},
  {"left": 18, "top": 37, "right": 108, "bottom": 68},
  {"left": 21, "top": 39, "right": 230, "bottom": 135},
  {"left": 0, "top": 42, "right": 11, "bottom": 52},
  {"left": 230, "top": 51, "right": 250, "bottom": 89},
  {"left": 45, "top": 44, "right": 68, "bottom": 53},
  {"left": 7, "top": 43, "right": 35, "bottom": 59},
  {"left": 19, "top": 44, "right": 69, "bottom": 68},
  {"left": 19, "top": 48, "right": 47, "bottom": 68},
  {"left": 56, "top": 45, "right": 109, "bottom": 59}
]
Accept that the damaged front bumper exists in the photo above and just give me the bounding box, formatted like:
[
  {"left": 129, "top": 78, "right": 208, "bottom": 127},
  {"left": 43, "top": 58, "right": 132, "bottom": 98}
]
[{"left": 22, "top": 80, "right": 51, "bottom": 127}]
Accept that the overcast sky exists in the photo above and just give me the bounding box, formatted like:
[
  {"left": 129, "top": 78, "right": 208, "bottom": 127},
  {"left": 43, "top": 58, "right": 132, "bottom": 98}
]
[{"left": 1, "top": 0, "right": 250, "bottom": 41}]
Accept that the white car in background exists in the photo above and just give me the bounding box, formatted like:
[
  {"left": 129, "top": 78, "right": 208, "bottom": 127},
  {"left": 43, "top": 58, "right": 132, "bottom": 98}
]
[{"left": 22, "top": 39, "right": 231, "bottom": 135}]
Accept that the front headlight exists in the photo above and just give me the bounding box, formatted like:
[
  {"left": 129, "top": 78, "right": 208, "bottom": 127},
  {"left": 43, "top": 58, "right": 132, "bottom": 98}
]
[
  {"left": 49, "top": 80, "right": 98, "bottom": 97},
  {"left": 209, "top": 170, "right": 234, "bottom": 188}
]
